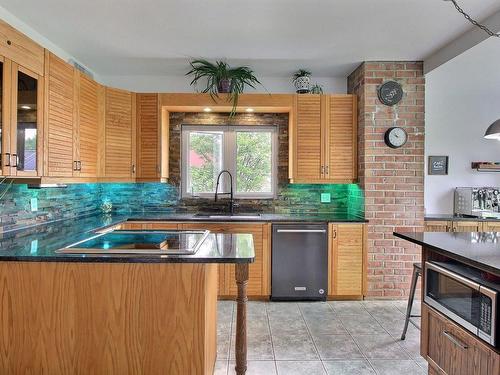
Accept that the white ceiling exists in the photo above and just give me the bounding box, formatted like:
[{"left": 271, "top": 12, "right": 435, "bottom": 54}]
[{"left": 1, "top": 0, "right": 499, "bottom": 78}]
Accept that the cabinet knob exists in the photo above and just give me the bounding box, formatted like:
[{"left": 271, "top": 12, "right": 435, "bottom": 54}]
[
  {"left": 325, "top": 165, "right": 329, "bottom": 175},
  {"left": 6, "top": 40, "right": 11, "bottom": 45}
]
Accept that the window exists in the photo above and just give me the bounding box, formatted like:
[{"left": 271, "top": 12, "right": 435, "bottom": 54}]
[{"left": 181, "top": 125, "right": 277, "bottom": 199}]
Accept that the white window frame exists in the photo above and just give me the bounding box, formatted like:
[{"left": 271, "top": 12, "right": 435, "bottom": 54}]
[{"left": 181, "top": 125, "right": 278, "bottom": 199}]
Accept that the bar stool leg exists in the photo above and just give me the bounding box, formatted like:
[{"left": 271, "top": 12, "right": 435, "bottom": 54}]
[{"left": 401, "top": 265, "right": 419, "bottom": 340}]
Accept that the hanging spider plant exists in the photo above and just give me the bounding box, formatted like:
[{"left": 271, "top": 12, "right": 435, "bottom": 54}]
[{"left": 186, "top": 59, "right": 262, "bottom": 115}]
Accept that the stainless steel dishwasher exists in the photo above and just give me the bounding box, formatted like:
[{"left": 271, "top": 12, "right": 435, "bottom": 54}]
[{"left": 271, "top": 223, "right": 328, "bottom": 301}]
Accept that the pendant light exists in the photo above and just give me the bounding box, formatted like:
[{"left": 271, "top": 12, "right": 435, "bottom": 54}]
[{"left": 484, "top": 119, "right": 500, "bottom": 140}]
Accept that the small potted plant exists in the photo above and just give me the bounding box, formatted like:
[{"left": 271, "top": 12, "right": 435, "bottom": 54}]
[
  {"left": 292, "top": 69, "right": 311, "bottom": 93},
  {"left": 186, "top": 59, "right": 262, "bottom": 115},
  {"left": 310, "top": 83, "right": 324, "bottom": 94}
]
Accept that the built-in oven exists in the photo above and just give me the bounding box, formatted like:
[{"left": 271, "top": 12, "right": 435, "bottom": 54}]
[{"left": 424, "top": 261, "right": 499, "bottom": 348}]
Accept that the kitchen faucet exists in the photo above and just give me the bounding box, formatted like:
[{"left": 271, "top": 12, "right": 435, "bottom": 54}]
[{"left": 214, "top": 170, "right": 235, "bottom": 214}]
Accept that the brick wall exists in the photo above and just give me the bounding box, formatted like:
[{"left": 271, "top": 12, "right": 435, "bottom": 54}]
[{"left": 348, "top": 62, "right": 425, "bottom": 298}]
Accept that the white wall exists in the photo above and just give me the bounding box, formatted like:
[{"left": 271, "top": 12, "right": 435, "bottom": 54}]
[
  {"left": 425, "top": 37, "right": 500, "bottom": 215},
  {"left": 100, "top": 75, "right": 346, "bottom": 94}
]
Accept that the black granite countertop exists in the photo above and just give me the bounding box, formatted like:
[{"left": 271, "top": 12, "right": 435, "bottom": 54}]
[
  {"left": 394, "top": 231, "right": 500, "bottom": 275},
  {"left": 125, "top": 211, "right": 367, "bottom": 223},
  {"left": 425, "top": 214, "right": 500, "bottom": 222},
  {"left": 0, "top": 214, "right": 255, "bottom": 264}
]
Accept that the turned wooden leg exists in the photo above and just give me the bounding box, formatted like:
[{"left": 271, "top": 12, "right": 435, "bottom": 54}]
[{"left": 235, "top": 263, "right": 249, "bottom": 375}]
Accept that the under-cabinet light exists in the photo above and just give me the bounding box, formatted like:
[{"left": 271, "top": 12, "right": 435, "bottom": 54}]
[
  {"left": 203, "top": 107, "right": 212, "bottom": 112},
  {"left": 245, "top": 108, "right": 254, "bottom": 112}
]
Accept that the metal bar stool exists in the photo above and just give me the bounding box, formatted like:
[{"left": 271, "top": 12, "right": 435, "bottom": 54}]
[{"left": 401, "top": 262, "right": 422, "bottom": 340}]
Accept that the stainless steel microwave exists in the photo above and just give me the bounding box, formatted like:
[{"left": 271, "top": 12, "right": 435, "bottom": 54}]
[{"left": 424, "top": 261, "right": 499, "bottom": 348}]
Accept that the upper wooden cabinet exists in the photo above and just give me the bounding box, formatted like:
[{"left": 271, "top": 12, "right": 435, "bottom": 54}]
[
  {"left": 103, "top": 88, "right": 136, "bottom": 179},
  {"left": 0, "top": 20, "right": 44, "bottom": 77},
  {"left": 44, "top": 52, "right": 75, "bottom": 177},
  {"left": 0, "top": 57, "right": 43, "bottom": 178},
  {"left": 290, "top": 94, "right": 357, "bottom": 183},
  {"left": 136, "top": 93, "right": 159, "bottom": 181},
  {"left": 44, "top": 52, "right": 102, "bottom": 179}
]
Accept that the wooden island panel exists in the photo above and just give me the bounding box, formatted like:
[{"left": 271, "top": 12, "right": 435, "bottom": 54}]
[{"left": 0, "top": 261, "right": 217, "bottom": 375}]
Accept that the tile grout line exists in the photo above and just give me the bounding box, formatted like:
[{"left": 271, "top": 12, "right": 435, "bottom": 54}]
[
  {"left": 328, "top": 302, "right": 378, "bottom": 374},
  {"left": 297, "top": 303, "right": 328, "bottom": 374},
  {"left": 264, "top": 303, "right": 279, "bottom": 374}
]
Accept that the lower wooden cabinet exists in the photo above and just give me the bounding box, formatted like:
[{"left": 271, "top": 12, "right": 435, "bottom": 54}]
[
  {"left": 452, "top": 221, "right": 482, "bottom": 232},
  {"left": 179, "top": 222, "right": 271, "bottom": 298},
  {"left": 328, "top": 223, "right": 366, "bottom": 298},
  {"left": 422, "top": 304, "right": 500, "bottom": 375},
  {"left": 425, "top": 219, "right": 500, "bottom": 232},
  {"left": 118, "top": 221, "right": 179, "bottom": 230},
  {"left": 424, "top": 221, "right": 452, "bottom": 232}
]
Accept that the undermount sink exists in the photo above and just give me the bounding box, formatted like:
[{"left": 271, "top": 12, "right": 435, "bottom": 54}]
[{"left": 195, "top": 213, "right": 262, "bottom": 220}]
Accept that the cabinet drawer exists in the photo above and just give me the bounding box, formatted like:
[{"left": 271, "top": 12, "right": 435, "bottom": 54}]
[
  {"left": 424, "top": 304, "right": 499, "bottom": 375},
  {"left": 118, "top": 221, "right": 179, "bottom": 230},
  {"left": 0, "top": 20, "right": 44, "bottom": 75}
]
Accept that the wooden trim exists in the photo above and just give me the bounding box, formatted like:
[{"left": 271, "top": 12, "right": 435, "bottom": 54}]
[
  {"left": 262, "top": 223, "right": 271, "bottom": 296},
  {"left": 72, "top": 70, "right": 81, "bottom": 177},
  {"left": 362, "top": 223, "right": 368, "bottom": 297},
  {"left": 321, "top": 94, "right": 328, "bottom": 179},
  {"left": 1, "top": 57, "right": 12, "bottom": 176},
  {"left": 131, "top": 92, "right": 137, "bottom": 177},
  {"left": 352, "top": 95, "right": 358, "bottom": 180},
  {"left": 97, "top": 84, "right": 105, "bottom": 178},
  {"left": 160, "top": 107, "right": 170, "bottom": 180},
  {"left": 327, "top": 223, "right": 334, "bottom": 296}
]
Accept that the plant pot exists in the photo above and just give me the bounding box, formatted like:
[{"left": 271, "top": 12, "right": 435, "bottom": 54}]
[
  {"left": 294, "top": 76, "right": 310, "bottom": 94},
  {"left": 218, "top": 78, "right": 231, "bottom": 93}
]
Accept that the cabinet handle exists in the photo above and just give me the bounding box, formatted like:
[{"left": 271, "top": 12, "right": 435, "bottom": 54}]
[
  {"left": 6, "top": 40, "right": 11, "bottom": 46},
  {"left": 4, "top": 153, "right": 10, "bottom": 167},
  {"left": 132, "top": 164, "right": 136, "bottom": 174},
  {"left": 325, "top": 165, "right": 329, "bottom": 175},
  {"left": 11, "top": 154, "right": 18, "bottom": 168},
  {"left": 78, "top": 161, "right": 82, "bottom": 171},
  {"left": 442, "top": 330, "right": 468, "bottom": 350},
  {"left": 333, "top": 229, "right": 337, "bottom": 239},
  {"left": 73, "top": 161, "right": 78, "bottom": 171},
  {"left": 321, "top": 165, "right": 324, "bottom": 175}
]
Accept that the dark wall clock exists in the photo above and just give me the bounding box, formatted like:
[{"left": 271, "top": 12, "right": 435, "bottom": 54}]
[
  {"left": 384, "top": 127, "right": 408, "bottom": 148},
  {"left": 378, "top": 81, "right": 403, "bottom": 106}
]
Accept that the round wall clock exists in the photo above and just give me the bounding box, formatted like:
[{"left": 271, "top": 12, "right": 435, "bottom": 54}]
[
  {"left": 378, "top": 81, "right": 403, "bottom": 106},
  {"left": 384, "top": 127, "right": 408, "bottom": 148}
]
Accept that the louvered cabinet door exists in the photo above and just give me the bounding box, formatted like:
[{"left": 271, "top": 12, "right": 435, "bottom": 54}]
[
  {"left": 294, "top": 95, "right": 322, "bottom": 181},
  {"left": 104, "top": 87, "right": 134, "bottom": 178},
  {"left": 137, "top": 93, "right": 159, "bottom": 180},
  {"left": 325, "top": 95, "right": 357, "bottom": 182},
  {"left": 44, "top": 52, "right": 75, "bottom": 177},
  {"left": 76, "top": 73, "right": 99, "bottom": 178}
]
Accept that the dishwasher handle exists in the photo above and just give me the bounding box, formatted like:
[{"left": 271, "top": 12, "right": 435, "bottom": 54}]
[{"left": 276, "top": 229, "right": 327, "bottom": 233}]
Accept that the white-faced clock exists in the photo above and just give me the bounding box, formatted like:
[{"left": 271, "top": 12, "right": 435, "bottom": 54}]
[{"left": 384, "top": 127, "right": 408, "bottom": 149}]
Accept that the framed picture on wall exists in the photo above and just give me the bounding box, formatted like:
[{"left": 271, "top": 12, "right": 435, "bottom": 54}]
[{"left": 428, "top": 156, "right": 449, "bottom": 175}]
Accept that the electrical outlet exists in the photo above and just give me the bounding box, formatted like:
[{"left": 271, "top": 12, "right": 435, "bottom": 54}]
[
  {"left": 320, "top": 193, "right": 331, "bottom": 203},
  {"left": 30, "top": 197, "right": 38, "bottom": 212}
]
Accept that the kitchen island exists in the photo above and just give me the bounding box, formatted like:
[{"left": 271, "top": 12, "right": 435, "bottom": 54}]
[
  {"left": 0, "top": 215, "right": 254, "bottom": 375},
  {"left": 394, "top": 231, "right": 500, "bottom": 375}
]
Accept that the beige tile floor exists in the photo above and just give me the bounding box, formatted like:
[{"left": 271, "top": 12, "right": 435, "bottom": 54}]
[{"left": 215, "top": 300, "right": 426, "bottom": 375}]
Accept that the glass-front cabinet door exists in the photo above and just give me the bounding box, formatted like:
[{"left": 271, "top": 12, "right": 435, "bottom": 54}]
[
  {"left": 0, "top": 57, "right": 11, "bottom": 177},
  {"left": 9, "top": 63, "right": 42, "bottom": 176}
]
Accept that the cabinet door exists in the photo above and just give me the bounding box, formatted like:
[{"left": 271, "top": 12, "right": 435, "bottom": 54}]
[
  {"left": 481, "top": 221, "right": 500, "bottom": 232},
  {"left": 119, "top": 221, "right": 179, "bottom": 230},
  {"left": 104, "top": 88, "right": 135, "bottom": 178},
  {"left": 452, "top": 221, "right": 481, "bottom": 232},
  {"left": 179, "top": 223, "right": 269, "bottom": 298},
  {"left": 10, "top": 63, "right": 42, "bottom": 177},
  {"left": 44, "top": 52, "right": 75, "bottom": 177},
  {"left": 424, "top": 304, "right": 499, "bottom": 375},
  {"left": 293, "top": 94, "right": 323, "bottom": 181},
  {"left": 424, "top": 220, "right": 451, "bottom": 232},
  {"left": 325, "top": 95, "right": 357, "bottom": 182},
  {"left": 76, "top": 73, "right": 100, "bottom": 178},
  {"left": 329, "top": 223, "right": 365, "bottom": 297},
  {"left": 137, "top": 93, "right": 159, "bottom": 180}
]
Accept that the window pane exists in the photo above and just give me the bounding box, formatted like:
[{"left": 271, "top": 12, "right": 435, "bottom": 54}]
[
  {"left": 236, "top": 131, "right": 272, "bottom": 194},
  {"left": 16, "top": 71, "right": 38, "bottom": 171},
  {"left": 187, "top": 131, "right": 223, "bottom": 194}
]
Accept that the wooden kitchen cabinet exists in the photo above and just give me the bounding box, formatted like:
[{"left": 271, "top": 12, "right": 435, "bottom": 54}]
[
  {"left": 290, "top": 94, "right": 357, "bottom": 183},
  {"left": 0, "top": 19, "right": 44, "bottom": 77},
  {"left": 136, "top": 93, "right": 159, "bottom": 181},
  {"left": 103, "top": 87, "right": 136, "bottom": 180},
  {"left": 425, "top": 220, "right": 452, "bottom": 232},
  {"left": 179, "top": 222, "right": 271, "bottom": 298},
  {"left": 118, "top": 221, "right": 179, "bottom": 230},
  {"left": 328, "top": 223, "right": 366, "bottom": 298},
  {"left": 452, "top": 221, "right": 481, "bottom": 232},
  {"left": 422, "top": 304, "right": 499, "bottom": 375},
  {"left": 1, "top": 59, "right": 43, "bottom": 177},
  {"left": 44, "top": 52, "right": 102, "bottom": 179},
  {"left": 481, "top": 221, "right": 500, "bottom": 232}
]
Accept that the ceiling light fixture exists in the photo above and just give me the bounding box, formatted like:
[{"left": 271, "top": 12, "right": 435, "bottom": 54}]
[
  {"left": 21, "top": 105, "right": 31, "bottom": 110},
  {"left": 444, "top": 0, "right": 500, "bottom": 38},
  {"left": 203, "top": 107, "right": 212, "bottom": 112},
  {"left": 245, "top": 108, "right": 254, "bottom": 113},
  {"left": 484, "top": 119, "right": 500, "bottom": 140}
]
